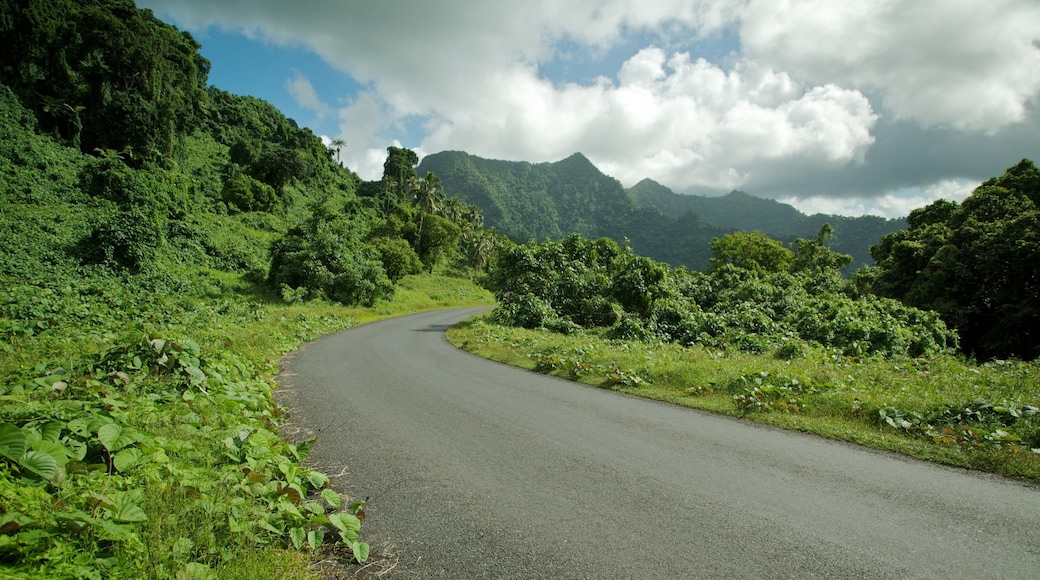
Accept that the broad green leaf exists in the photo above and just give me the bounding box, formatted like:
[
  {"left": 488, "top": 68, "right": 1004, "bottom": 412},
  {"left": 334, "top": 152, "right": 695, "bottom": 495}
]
[
  {"left": 113, "top": 448, "right": 143, "bottom": 472},
  {"left": 20, "top": 449, "right": 58, "bottom": 481},
  {"left": 183, "top": 364, "right": 206, "bottom": 385},
  {"left": 276, "top": 497, "right": 303, "bottom": 518},
  {"left": 0, "top": 423, "right": 26, "bottom": 462},
  {"left": 32, "top": 440, "right": 71, "bottom": 468},
  {"left": 66, "top": 438, "right": 87, "bottom": 461},
  {"left": 97, "top": 423, "right": 122, "bottom": 452},
  {"left": 40, "top": 421, "right": 62, "bottom": 442},
  {"left": 289, "top": 526, "right": 305, "bottom": 550},
  {"left": 307, "top": 529, "right": 325, "bottom": 550},
  {"left": 328, "top": 512, "right": 361, "bottom": 542},
  {"left": 91, "top": 493, "right": 117, "bottom": 511},
  {"left": 321, "top": 488, "right": 341, "bottom": 508},
  {"left": 97, "top": 423, "right": 140, "bottom": 452},
  {"left": 350, "top": 540, "right": 370, "bottom": 563},
  {"left": 177, "top": 338, "right": 201, "bottom": 358},
  {"left": 66, "top": 460, "right": 90, "bottom": 476},
  {"left": 307, "top": 471, "right": 328, "bottom": 489},
  {"left": 308, "top": 514, "right": 329, "bottom": 527},
  {"left": 257, "top": 518, "right": 281, "bottom": 535},
  {"left": 65, "top": 418, "right": 90, "bottom": 437},
  {"left": 95, "top": 518, "right": 133, "bottom": 541},
  {"left": 112, "top": 495, "right": 148, "bottom": 523}
]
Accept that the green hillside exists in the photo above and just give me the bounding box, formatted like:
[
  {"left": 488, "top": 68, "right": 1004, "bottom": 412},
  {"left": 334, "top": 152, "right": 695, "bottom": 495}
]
[
  {"left": 628, "top": 179, "right": 906, "bottom": 269},
  {"left": 419, "top": 151, "right": 905, "bottom": 271},
  {"left": 3, "top": 2, "right": 1038, "bottom": 577},
  {"left": 416, "top": 150, "right": 726, "bottom": 270},
  {"left": 0, "top": 1, "right": 494, "bottom": 577}
]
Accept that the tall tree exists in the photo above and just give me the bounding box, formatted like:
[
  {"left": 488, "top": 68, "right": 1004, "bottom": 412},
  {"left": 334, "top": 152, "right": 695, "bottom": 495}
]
[
  {"left": 866, "top": 159, "right": 1040, "bottom": 360},
  {"left": 0, "top": 0, "right": 211, "bottom": 165},
  {"left": 330, "top": 137, "right": 345, "bottom": 164},
  {"left": 382, "top": 146, "right": 418, "bottom": 203},
  {"left": 412, "top": 171, "right": 445, "bottom": 250}
]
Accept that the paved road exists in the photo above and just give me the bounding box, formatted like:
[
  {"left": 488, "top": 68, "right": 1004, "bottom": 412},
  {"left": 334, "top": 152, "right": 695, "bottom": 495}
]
[{"left": 280, "top": 308, "right": 1040, "bottom": 579}]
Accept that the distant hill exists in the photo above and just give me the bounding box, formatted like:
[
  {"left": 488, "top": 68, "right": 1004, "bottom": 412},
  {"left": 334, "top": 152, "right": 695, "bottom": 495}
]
[
  {"left": 418, "top": 151, "right": 906, "bottom": 270},
  {"left": 416, "top": 150, "right": 724, "bottom": 268},
  {"left": 628, "top": 178, "right": 907, "bottom": 269}
]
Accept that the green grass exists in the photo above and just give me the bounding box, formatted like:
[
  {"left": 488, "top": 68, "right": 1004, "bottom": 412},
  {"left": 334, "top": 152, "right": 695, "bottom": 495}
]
[
  {"left": 447, "top": 315, "right": 1040, "bottom": 482},
  {"left": 0, "top": 267, "right": 492, "bottom": 579}
]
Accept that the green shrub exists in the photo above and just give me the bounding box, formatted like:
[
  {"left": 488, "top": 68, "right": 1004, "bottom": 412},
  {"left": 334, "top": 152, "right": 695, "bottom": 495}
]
[
  {"left": 222, "top": 172, "right": 278, "bottom": 213},
  {"left": 607, "top": 313, "right": 655, "bottom": 342},
  {"left": 268, "top": 208, "right": 393, "bottom": 307},
  {"left": 572, "top": 295, "right": 622, "bottom": 328},
  {"left": 370, "top": 236, "right": 423, "bottom": 283},
  {"left": 81, "top": 207, "right": 166, "bottom": 272},
  {"left": 491, "top": 293, "right": 559, "bottom": 329}
]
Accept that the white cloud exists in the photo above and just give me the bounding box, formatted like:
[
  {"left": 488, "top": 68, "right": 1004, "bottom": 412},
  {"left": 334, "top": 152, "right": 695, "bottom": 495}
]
[
  {"left": 143, "top": 0, "right": 1040, "bottom": 214},
  {"left": 737, "top": 0, "right": 1040, "bottom": 132},
  {"left": 418, "top": 48, "right": 877, "bottom": 193},
  {"left": 285, "top": 71, "right": 329, "bottom": 117},
  {"left": 780, "top": 178, "right": 980, "bottom": 219}
]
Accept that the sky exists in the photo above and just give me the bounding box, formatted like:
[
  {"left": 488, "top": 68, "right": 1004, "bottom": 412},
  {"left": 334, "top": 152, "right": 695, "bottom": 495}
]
[{"left": 140, "top": 0, "right": 1040, "bottom": 219}]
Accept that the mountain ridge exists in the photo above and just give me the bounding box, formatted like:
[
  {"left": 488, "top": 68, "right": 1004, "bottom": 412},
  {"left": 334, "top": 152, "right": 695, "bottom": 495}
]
[{"left": 418, "top": 150, "right": 906, "bottom": 270}]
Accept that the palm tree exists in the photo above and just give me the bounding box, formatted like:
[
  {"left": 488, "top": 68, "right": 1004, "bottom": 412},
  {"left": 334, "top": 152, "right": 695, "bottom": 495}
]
[
  {"left": 330, "top": 138, "right": 346, "bottom": 165},
  {"left": 412, "top": 172, "right": 445, "bottom": 246}
]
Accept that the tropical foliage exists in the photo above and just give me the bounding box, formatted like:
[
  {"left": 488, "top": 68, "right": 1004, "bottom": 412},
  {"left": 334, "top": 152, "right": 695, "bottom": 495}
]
[
  {"left": 0, "top": 1, "right": 498, "bottom": 577},
  {"left": 481, "top": 229, "right": 956, "bottom": 359},
  {"left": 863, "top": 160, "right": 1040, "bottom": 360}
]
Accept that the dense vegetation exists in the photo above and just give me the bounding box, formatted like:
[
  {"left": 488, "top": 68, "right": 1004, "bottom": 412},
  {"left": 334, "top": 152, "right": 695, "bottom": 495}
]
[
  {"left": 481, "top": 228, "right": 955, "bottom": 360},
  {"left": 418, "top": 150, "right": 905, "bottom": 271},
  {"left": 628, "top": 180, "right": 906, "bottom": 271},
  {"left": 0, "top": 1, "right": 496, "bottom": 577},
  {"left": 862, "top": 159, "right": 1040, "bottom": 361},
  {"left": 2, "top": 0, "right": 1038, "bottom": 576}
]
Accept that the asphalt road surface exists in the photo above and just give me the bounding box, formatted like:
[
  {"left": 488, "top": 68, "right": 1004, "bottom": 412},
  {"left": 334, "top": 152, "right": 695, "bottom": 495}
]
[{"left": 279, "top": 307, "right": 1040, "bottom": 579}]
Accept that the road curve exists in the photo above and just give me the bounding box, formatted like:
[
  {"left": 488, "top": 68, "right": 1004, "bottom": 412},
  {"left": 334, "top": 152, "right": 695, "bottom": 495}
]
[{"left": 279, "top": 308, "right": 1040, "bottom": 579}]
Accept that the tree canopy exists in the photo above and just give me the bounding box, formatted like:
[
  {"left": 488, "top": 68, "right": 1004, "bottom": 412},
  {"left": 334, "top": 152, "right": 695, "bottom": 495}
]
[
  {"left": 0, "top": 0, "right": 210, "bottom": 165},
  {"left": 865, "top": 159, "right": 1040, "bottom": 360},
  {"left": 482, "top": 229, "right": 955, "bottom": 359}
]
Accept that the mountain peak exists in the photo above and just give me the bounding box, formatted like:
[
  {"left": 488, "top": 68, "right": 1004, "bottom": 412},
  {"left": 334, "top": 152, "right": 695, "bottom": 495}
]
[{"left": 557, "top": 152, "right": 594, "bottom": 166}]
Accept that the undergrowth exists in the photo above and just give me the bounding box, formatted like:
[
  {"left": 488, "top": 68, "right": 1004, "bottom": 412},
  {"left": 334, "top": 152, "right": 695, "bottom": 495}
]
[{"left": 0, "top": 263, "right": 492, "bottom": 579}]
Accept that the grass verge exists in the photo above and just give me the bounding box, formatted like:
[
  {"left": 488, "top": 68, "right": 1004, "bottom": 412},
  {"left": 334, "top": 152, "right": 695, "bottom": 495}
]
[{"left": 447, "top": 314, "right": 1040, "bottom": 482}]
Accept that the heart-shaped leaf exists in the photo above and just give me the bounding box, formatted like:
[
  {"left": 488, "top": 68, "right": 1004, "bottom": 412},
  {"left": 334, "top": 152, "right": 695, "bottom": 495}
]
[
  {"left": 112, "top": 495, "right": 147, "bottom": 523},
  {"left": 113, "top": 448, "right": 143, "bottom": 472},
  {"left": 0, "top": 423, "right": 26, "bottom": 462},
  {"left": 21, "top": 450, "right": 58, "bottom": 481},
  {"left": 320, "top": 488, "right": 341, "bottom": 508},
  {"left": 307, "top": 529, "right": 325, "bottom": 550},
  {"left": 289, "top": 526, "right": 305, "bottom": 550}
]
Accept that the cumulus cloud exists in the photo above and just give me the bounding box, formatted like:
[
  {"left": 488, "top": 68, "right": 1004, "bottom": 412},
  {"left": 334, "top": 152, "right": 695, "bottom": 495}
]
[
  {"left": 285, "top": 71, "right": 329, "bottom": 117},
  {"left": 781, "top": 178, "right": 979, "bottom": 219},
  {"left": 417, "top": 48, "right": 878, "bottom": 192},
  {"left": 737, "top": 0, "right": 1040, "bottom": 132},
  {"left": 143, "top": 0, "right": 1040, "bottom": 215}
]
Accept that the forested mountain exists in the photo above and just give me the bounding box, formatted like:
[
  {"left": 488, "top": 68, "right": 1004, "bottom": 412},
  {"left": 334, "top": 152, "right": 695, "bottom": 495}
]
[
  {"left": 417, "top": 150, "right": 726, "bottom": 270},
  {"left": 628, "top": 179, "right": 906, "bottom": 268},
  {"left": 419, "top": 151, "right": 905, "bottom": 271}
]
